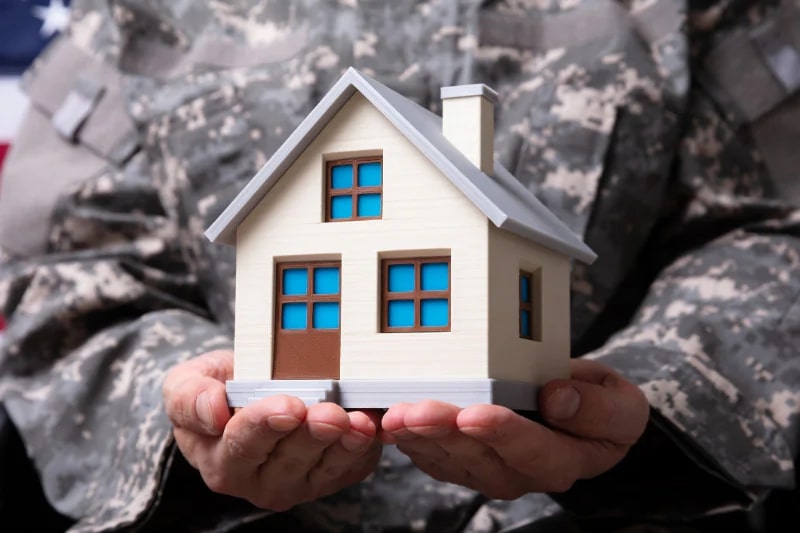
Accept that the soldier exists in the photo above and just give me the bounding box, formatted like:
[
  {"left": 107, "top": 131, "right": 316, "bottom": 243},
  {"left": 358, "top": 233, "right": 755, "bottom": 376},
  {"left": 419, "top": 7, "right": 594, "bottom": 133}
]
[{"left": 0, "top": 1, "right": 798, "bottom": 532}]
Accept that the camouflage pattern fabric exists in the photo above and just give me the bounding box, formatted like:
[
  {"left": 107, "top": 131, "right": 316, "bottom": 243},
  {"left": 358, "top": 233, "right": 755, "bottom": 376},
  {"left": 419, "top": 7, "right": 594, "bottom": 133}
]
[{"left": 0, "top": 0, "right": 798, "bottom": 531}]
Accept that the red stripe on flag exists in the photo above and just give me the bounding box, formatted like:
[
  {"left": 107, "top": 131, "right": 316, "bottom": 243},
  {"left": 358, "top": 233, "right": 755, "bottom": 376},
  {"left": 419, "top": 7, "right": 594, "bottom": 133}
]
[
  {"left": 0, "top": 143, "right": 9, "bottom": 170},
  {"left": 0, "top": 143, "right": 8, "bottom": 190}
]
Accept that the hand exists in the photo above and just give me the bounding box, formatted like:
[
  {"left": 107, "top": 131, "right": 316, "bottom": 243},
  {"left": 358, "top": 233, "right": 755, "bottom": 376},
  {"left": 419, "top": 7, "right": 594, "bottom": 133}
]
[
  {"left": 162, "top": 350, "right": 382, "bottom": 511},
  {"left": 381, "top": 359, "right": 649, "bottom": 499}
]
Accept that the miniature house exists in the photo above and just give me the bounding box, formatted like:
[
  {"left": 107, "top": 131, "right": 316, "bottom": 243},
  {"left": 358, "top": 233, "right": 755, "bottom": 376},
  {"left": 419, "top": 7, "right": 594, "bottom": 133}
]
[{"left": 206, "top": 68, "right": 596, "bottom": 410}]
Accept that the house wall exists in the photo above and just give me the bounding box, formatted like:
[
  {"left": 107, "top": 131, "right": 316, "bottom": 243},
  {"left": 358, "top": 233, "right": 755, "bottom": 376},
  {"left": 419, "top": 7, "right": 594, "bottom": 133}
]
[
  {"left": 487, "top": 225, "right": 571, "bottom": 384},
  {"left": 234, "top": 92, "right": 490, "bottom": 380}
]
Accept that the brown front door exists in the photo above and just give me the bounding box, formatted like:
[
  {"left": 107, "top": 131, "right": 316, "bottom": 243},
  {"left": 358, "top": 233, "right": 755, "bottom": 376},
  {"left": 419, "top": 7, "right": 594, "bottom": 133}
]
[{"left": 273, "top": 261, "right": 341, "bottom": 379}]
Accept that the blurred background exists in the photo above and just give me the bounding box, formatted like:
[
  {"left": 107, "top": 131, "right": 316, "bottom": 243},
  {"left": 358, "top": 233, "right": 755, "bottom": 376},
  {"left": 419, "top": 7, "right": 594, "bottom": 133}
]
[{"left": 0, "top": 0, "right": 71, "bottom": 338}]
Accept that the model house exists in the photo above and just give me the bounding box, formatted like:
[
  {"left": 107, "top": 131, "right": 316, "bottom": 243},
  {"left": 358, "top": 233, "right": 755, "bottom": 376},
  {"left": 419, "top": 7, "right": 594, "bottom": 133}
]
[{"left": 205, "top": 67, "right": 596, "bottom": 409}]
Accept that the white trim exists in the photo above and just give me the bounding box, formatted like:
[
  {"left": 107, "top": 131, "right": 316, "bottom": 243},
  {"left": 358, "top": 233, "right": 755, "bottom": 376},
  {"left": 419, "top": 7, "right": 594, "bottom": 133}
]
[{"left": 0, "top": 76, "right": 28, "bottom": 140}]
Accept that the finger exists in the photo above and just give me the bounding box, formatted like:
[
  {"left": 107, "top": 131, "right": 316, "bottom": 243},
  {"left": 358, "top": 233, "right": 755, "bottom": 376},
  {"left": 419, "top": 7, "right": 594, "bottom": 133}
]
[
  {"left": 390, "top": 402, "right": 537, "bottom": 498},
  {"left": 381, "top": 402, "right": 414, "bottom": 441},
  {"left": 163, "top": 349, "right": 234, "bottom": 394},
  {"left": 341, "top": 410, "right": 380, "bottom": 452},
  {"left": 388, "top": 401, "right": 476, "bottom": 486},
  {"left": 203, "top": 395, "right": 306, "bottom": 496},
  {"left": 308, "top": 410, "right": 379, "bottom": 489},
  {"left": 401, "top": 400, "right": 461, "bottom": 438},
  {"left": 253, "top": 430, "right": 382, "bottom": 512},
  {"left": 457, "top": 405, "right": 585, "bottom": 492},
  {"left": 162, "top": 350, "right": 235, "bottom": 436},
  {"left": 258, "top": 402, "right": 350, "bottom": 487},
  {"left": 399, "top": 445, "right": 478, "bottom": 490},
  {"left": 383, "top": 401, "right": 456, "bottom": 460},
  {"left": 173, "top": 426, "right": 215, "bottom": 470},
  {"left": 540, "top": 359, "right": 649, "bottom": 444},
  {"left": 164, "top": 374, "right": 231, "bottom": 436},
  {"left": 430, "top": 404, "right": 532, "bottom": 499}
]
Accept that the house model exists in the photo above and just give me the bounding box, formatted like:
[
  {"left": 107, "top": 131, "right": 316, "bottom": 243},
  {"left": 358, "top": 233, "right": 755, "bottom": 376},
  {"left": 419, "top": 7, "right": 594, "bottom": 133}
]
[{"left": 206, "top": 68, "right": 596, "bottom": 410}]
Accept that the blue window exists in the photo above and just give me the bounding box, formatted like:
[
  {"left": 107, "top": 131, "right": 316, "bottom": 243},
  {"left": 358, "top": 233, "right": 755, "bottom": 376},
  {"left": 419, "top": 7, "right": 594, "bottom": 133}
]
[
  {"left": 331, "top": 164, "right": 353, "bottom": 189},
  {"left": 282, "top": 302, "right": 307, "bottom": 330},
  {"left": 313, "top": 302, "right": 340, "bottom": 329},
  {"left": 387, "top": 300, "right": 414, "bottom": 328},
  {"left": 327, "top": 157, "right": 382, "bottom": 221},
  {"left": 383, "top": 257, "right": 450, "bottom": 332},
  {"left": 357, "top": 194, "right": 381, "bottom": 217},
  {"left": 278, "top": 262, "right": 341, "bottom": 331},
  {"left": 388, "top": 264, "right": 415, "bottom": 292},
  {"left": 519, "top": 270, "right": 540, "bottom": 341},
  {"left": 331, "top": 195, "right": 353, "bottom": 219},
  {"left": 282, "top": 268, "right": 307, "bottom": 296},
  {"left": 421, "top": 299, "right": 448, "bottom": 327},
  {"left": 314, "top": 267, "right": 340, "bottom": 295}
]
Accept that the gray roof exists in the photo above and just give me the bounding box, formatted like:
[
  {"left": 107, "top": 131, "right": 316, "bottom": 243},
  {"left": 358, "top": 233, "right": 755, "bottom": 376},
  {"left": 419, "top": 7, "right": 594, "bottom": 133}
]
[{"left": 205, "top": 67, "right": 597, "bottom": 264}]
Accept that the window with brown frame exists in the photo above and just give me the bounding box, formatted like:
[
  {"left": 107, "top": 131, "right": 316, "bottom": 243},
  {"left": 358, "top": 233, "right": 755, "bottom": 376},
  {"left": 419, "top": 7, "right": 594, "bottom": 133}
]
[
  {"left": 519, "top": 269, "right": 542, "bottom": 341},
  {"left": 276, "top": 262, "right": 341, "bottom": 331},
  {"left": 325, "top": 157, "right": 383, "bottom": 221},
  {"left": 381, "top": 257, "right": 450, "bottom": 332}
]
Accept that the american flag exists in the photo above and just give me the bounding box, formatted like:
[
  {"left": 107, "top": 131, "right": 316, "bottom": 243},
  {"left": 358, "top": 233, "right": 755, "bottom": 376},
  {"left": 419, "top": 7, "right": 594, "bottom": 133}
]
[
  {"left": 0, "top": 0, "right": 71, "bottom": 338},
  {"left": 0, "top": 0, "right": 71, "bottom": 174}
]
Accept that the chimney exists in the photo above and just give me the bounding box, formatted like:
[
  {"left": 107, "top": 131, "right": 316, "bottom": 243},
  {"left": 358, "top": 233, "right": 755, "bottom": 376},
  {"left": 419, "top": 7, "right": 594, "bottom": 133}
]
[{"left": 440, "top": 84, "right": 497, "bottom": 175}]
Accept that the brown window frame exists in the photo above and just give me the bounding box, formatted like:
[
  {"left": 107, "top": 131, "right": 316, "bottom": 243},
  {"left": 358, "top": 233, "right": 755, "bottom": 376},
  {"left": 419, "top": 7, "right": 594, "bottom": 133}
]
[
  {"left": 519, "top": 269, "right": 542, "bottom": 341},
  {"left": 381, "top": 256, "right": 451, "bottom": 333},
  {"left": 325, "top": 157, "right": 383, "bottom": 222},
  {"left": 275, "top": 261, "right": 342, "bottom": 332}
]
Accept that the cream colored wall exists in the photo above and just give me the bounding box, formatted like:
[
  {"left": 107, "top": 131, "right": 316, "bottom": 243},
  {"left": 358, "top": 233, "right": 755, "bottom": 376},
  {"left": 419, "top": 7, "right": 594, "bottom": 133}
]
[
  {"left": 487, "top": 225, "right": 571, "bottom": 383},
  {"left": 234, "top": 93, "right": 490, "bottom": 380}
]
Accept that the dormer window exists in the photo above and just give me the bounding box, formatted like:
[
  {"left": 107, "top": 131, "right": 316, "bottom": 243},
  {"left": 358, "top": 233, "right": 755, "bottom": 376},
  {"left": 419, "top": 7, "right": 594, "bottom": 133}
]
[{"left": 325, "top": 157, "right": 383, "bottom": 221}]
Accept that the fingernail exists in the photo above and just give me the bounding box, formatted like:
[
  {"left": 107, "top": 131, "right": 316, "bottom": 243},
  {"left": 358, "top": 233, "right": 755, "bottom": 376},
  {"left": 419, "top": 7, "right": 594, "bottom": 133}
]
[
  {"left": 266, "top": 414, "right": 301, "bottom": 432},
  {"left": 195, "top": 391, "right": 215, "bottom": 432},
  {"left": 341, "top": 431, "right": 370, "bottom": 452},
  {"left": 548, "top": 387, "right": 580, "bottom": 420}
]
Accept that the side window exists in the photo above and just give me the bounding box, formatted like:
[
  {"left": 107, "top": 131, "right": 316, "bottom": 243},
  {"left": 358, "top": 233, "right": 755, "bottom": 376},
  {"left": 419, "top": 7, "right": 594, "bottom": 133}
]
[
  {"left": 519, "top": 269, "right": 542, "bottom": 341},
  {"left": 277, "top": 262, "right": 341, "bottom": 330},
  {"left": 326, "top": 157, "right": 382, "bottom": 221},
  {"left": 381, "top": 257, "right": 450, "bottom": 332}
]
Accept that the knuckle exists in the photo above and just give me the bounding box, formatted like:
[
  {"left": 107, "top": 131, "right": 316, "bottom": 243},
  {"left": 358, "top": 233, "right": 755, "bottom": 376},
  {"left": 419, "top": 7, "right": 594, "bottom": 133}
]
[
  {"left": 164, "top": 382, "right": 198, "bottom": 430},
  {"left": 602, "top": 393, "right": 618, "bottom": 427},
  {"left": 274, "top": 453, "right": 307, "bottom": 475},
  {"left": 516, "top": 446, "right": 546, "bottom": 473},
  {"left": 201, "top": 470, "right": 236, "bottom": 495},
  {"left": 314, "top": 461, "right": 345, "bottom": 482},
  {"left": 222, "top": 432, "right": 261, "bottom": 463}
]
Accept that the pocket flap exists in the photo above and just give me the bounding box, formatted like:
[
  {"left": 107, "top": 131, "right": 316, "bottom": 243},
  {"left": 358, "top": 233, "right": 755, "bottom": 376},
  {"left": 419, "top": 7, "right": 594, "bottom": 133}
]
[{"left": 24, "top": 37, "right": 138, "bottom": 164}]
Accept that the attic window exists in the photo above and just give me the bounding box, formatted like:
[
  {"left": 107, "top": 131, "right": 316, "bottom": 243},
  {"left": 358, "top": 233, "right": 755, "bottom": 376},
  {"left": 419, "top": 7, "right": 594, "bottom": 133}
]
[
  {"left": 325, "top": 157, "right": 383, "bottom": 221},
  {"left": 519, "top": 269, "right": 542, "bottom": 341}
]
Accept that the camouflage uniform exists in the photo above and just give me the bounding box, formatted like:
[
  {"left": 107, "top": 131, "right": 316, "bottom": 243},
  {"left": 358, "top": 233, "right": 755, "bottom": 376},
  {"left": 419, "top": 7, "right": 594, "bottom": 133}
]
[{"left": 0, "top": 0, "right": 798, "bottom": 531}]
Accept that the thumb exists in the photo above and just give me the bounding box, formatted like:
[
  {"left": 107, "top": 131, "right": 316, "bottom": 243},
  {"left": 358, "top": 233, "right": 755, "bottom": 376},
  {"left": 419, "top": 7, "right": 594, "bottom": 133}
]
[
  {"left": 539, "top": 359, "right": 649, "bottom": 445},
  {"left": 163, "top": 350, "right": 234, "bottom": 436}
]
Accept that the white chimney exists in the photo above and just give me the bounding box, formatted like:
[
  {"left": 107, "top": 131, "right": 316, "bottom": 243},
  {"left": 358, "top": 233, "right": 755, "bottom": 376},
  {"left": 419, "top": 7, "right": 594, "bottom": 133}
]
[{"left": 440, "top": 84, "right": 497, "bottom": 175}]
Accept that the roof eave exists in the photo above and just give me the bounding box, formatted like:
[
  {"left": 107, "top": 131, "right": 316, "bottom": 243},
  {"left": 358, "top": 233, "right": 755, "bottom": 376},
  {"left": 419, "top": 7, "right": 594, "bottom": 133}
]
[
  {"left": 500, "top": 218, "right": 598, "bottom": 264},
  {"left": 205, "top": 69, "right": 363, "bottom": 245}
]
